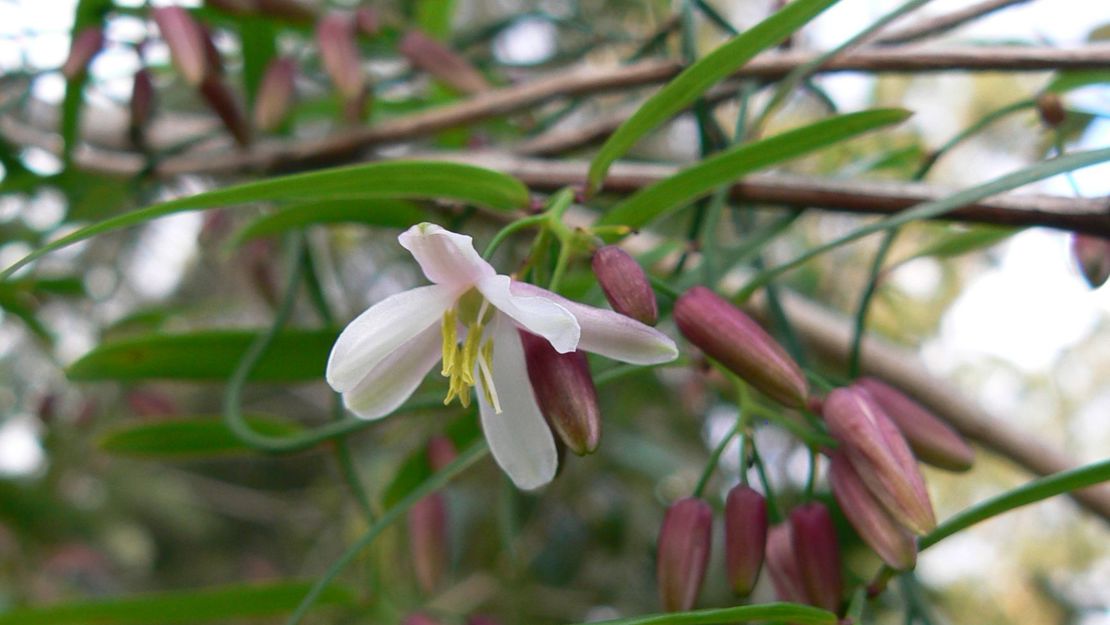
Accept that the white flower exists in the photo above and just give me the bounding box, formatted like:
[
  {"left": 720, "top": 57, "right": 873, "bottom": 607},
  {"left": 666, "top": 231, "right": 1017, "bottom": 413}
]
[{"left": 326, "top": 223, "right": 679, "bottom": 490}]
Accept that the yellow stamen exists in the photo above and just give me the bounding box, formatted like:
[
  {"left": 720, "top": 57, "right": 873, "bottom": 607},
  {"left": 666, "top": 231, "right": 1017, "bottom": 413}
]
[
  {"left": 477, "top": 339, "right": 501, "bottom": 413},
  {"left": 440, "top": 308, "right": 457, "bottom": 377}
]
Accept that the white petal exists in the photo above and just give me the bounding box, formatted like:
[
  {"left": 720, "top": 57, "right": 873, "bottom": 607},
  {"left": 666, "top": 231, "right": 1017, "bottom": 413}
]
[
  {"left": 511, "top": 282, "right": 678, "bottom": 365},
  {"left": 342, "top": 323, "right": 442, "bottom": 420},
  {"left": 398, "top": 223, "right": 496, "bottom": 287},
  {"left": 326, "top": 284, "right": 455, "bottom": 392},
  {"left": 477, "top": 275, "right": 580, "bottom": 353},
  {"left": 476, "top": 314, "right": 558, "bottom": 491}
]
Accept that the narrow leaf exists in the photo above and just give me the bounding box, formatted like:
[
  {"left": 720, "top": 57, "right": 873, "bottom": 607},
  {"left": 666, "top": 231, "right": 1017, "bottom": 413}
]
[
  {"left": 586, "top": 0, "right": 840, "bottom": 193},
  {"left": 567, "top": 603, "right": 837, "bottom": 625},
  {"left": 600, "top": 109, "right": 910, "bottom": 228},
  {"left": 1, "top": 161, "right": 529, "bottom": 280},
  {"left": 67, "top": 329, "right": 339, "bottom": 382},
  {"left": 99, "top": 416, "right": 304, "bottom": 458},
  {"left": 233, "top": 198, "right": 426, "bottom": 244},
  {"left": 897, "top": 225, "right": 1016, "bottom": 265}
]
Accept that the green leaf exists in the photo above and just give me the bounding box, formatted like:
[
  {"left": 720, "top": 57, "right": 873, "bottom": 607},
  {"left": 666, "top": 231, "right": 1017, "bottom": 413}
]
[
  {"left": 566, "top": 603, "right": 836, "bottom": 625},
  {"left": 0, "top": 580, "right": 354, "bottom": 625},
  {"left": 67, "top": 329, "right": 339, "bottom": 382},
  {"left": 233, "top": 198, "right": 427, "bottom": 244},
  {"left": 98, "top": 415, "right": 304, "bottom": 458},
  {"left": 897, "top": 225, "right": 1016, "bottom": 265},
  {"left": 599, "top": 109, "right": 910, "bottom": 228},
  {"left": 585, "top": 0, "right": 840, "bottom": 193},
  {"left": 416, "top": 0, "right": 456, "bottom": 40},
  {"left": 238, "top": 17, "right": 277, "bottom": 107},
  {"left": 1045, "top": 70, "right": 1110, "bottom": 93},
  {"left": 1, "top": 161, "right": 529, "bottom": 280}
]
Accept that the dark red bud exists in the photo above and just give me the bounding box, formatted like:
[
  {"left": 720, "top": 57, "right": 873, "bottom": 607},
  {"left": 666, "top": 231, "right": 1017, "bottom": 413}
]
[
  {"left": 592, "top": 246, "right": 658, "bottom": 326},
  {"left": 199, "top": 76, "right": 251, "bottom": 147},
  {"left": 256, "top": 0, "right": 316, "bottom": 23},
  {"left": 398, "top": 29, "right": 489, "bottom": 95},
  {"left": 1072, "top": 234, "right": 1110, "bottom": 289},
  {"left": 674, "top": 286, "right": 808, "bottom": 408},
  {"left": 828, "top": 451, "right": 917, "bottom": 570},
  {"left": 152, "top": 7, "right": 210, "bottom": 86},
  {"left": 521, "top": 331, "right": 601, "bottom": 456},
  {"left": 790, "top": 503, "right": 842, "bottom": 612},
  {"left": 62, "top": 26, "right": 104, "bottom": 79},
  {"left": 855, "top": 378, "right": 974, "bottom": 472},
  {"left": 128, "top": 69, "right": 155, "bottom": 146},
  {"left": 252, "top": 57, "right": 296, "bottom": 132},
  {"left": 317, "top": 12, "right": 364, "bottom": 100},
  {"left": 724, "top": 484, "right": 767, "bottom": 596},
  {"left": 765, "top": 523, "right": 806, "bottom": 603},
  {"left": 656, "top": 497, "right": 712, "bottom": 612},
  {"left": 1036, "top": 92, "right": 1066, "bottom": 128}
]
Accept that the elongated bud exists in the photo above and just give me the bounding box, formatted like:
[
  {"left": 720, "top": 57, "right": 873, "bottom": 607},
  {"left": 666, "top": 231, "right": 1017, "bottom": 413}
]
[
  {"left": 199, "top": 76, "right": 251, "bottom": 146},
  {"left": 354, "top": 7, "right": 380, "bottom": 37},
  {"left": 317, "top": 12, "right": 364, "bottom": 100},
  {"left": 62, "top": 26, "right": 104, "bottom": 79},
  {"left": 724, "top": 484, "right": 767, "bottom": 596},
  {"left": 1072, "top": 234, "right": 1110, "bottom": 289},
  {"left": 790, "top": 503, "right": 842, "bottom": 611},
  {"left": 408, "top": 492, "right": 447, "bottom": 593},
  {"left": 656, "top": 497, "right": 712, "bottom": 612},
  {"left": 592, "top": 246, "right": 658, "bottom": 326},
  {"left": 828, "top": 452, "right": 917, "bottom": 570},
  {"left": 855, "top": 378, "right": 974, "bottom": 472},
  {"left": 253, "top": 57, "right": 296, "bottom": 131},
  {"left": 765, "top": 523, "right": 806, "bottom": 603},
  {"left": 152, "top": 7, "right": 210, "bottom": 86},
  {"left": 674, "top": 286, "right": 808, "bottom": 408},
  {"left": 129, "top": 69, "right": 154, "bottom": 145},
  {"left": 398, "top": 29, "right": 489, "bottom": 95},
  {"left": 1036, "top": 92, "right": 1066, "bottom": 128},
  {"left": 822, "top": 387, "right": 936, "bottom": 535},
  {"left": 427, "top": 435, "right": 457, "bottom": 471},
  {"left": 520, "top": 331, "right": 601, "bottom": 455}
]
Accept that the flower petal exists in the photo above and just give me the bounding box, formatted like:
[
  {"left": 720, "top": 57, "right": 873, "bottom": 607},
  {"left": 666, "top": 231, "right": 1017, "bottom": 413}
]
[
  {"left": 477, "top": 275, "right": 580, "bottom": 353},
  {"left": 326, "top": 284, "right": 455, "bottom": 392},
  {"left": 511, "top": 282, "right": 678, "bottom": 364},
  {"left": 398, "top": 223, "right": 496, "bottom": 287},
  {"left": 342, "top": 323, "right": 442, "bottom": 420},
  {"left": 475, "top": 314, "right": 558, "bottom": 490}
]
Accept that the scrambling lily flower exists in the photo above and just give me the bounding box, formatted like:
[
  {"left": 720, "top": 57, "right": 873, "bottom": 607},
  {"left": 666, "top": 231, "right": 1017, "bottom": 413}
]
[{"left": 326, "top": 223, "right": 678, "bottom": 490}]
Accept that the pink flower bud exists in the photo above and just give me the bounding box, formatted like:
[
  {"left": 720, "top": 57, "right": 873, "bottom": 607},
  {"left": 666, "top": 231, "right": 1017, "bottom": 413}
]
[
  {"left": 153, "top": 7, "right": 211, "bottom": 86},
  {"left": 1072, "top": 234, "right": 1110, "bottom": 289},
  {"left": 674, "top": 286, "right": 808, "bottom": 408},
  {"left": 408, "top": 492, "right": 448, "bottom": 594},
  {"left": 592, "top": 246, "right": 658, "bottom": 326},
  {"left": 128, "top": 69, "right": 155, "bottom": 145},
  {"left": 855, "top": 378, "right": 974, "bottom": 472},
  {"left": 427, "top": 435, "right": 457, "bottom": 472},
  {"left": 724, "top": 484, "right": 767, "bottom": 596},
  {"left": 398, "top": 29, "right": 489, "bottom": 95},
  {"left": 656, "top": 497, "right": 712, "bottom": 612},
  {"left": 520, "top": 331, "right": 601, "bottom": 455},
  {"left": 789, "top": 503, "right": 842, "bottom": 612},
  {"left": 822, "top": 387, "right": 936, "bottom": 535},
  {"left": 62, "top": 26, "right": 104, "bottom": 80},
  {"left": 354, "top": 7, "right": 380, "bottom": 37},
  {"left": 252, "top": 57, "right": 296, "bottom": 131},
  {"left": 316, "top": 12, "right": 364, "bottom": 100},
  {"left": 765, "top": 523, "right": 806, "bottom": 603},
  {"left": 828, "top": 451, "right": 917, "bottom": 570},
  {"left": 199, "top": 76, "right": 251, "bottom": 146}
]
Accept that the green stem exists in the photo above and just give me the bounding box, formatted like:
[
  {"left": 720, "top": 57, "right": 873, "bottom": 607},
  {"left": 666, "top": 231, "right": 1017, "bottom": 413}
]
[
  {"left": 693, "top": 418, "right": 742, "bottom": 498},
  {"left": 750, "top": 444, "right": 783, "bottom": 523},
  {"left": 483, "top": 213, "right": 548, "bottom": 259}
]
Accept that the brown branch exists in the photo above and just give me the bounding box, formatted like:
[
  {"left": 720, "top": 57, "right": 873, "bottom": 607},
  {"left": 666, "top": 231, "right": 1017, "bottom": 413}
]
[
  {"left": 747, "top": 290, "right": 1110, "bottom": 523},
  {"left": 874, "top": 0, "right": 1035, "bottom": 46}
]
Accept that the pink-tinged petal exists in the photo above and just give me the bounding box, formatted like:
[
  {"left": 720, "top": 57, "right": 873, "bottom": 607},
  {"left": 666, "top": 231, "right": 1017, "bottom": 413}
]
[
  {"left": 478, "top": 276, "right": 579, "bottom": 354},
  {"left": 342, "top": 323, "right": 442, "bottom": 420},
  {"left": 398, "top": 223, "right": 496, "bottom": 287},
  {"left": 152, "top": 7, "right": 210, "bottom": 87},
  {"left": 327, "top": 284, "right": 455, "bottom": 393},
  {"left": 475, "top": 315, "right": 558, "bottom": 490},
  {"left": 511, "top": 282, "right": 677, "bottom": 364}
]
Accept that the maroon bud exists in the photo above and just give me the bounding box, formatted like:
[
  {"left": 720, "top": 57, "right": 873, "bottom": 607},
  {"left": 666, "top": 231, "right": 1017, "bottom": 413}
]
[
  {"left": 62, "top": 26, "right": 104, "bottom": 79},
  {"left": 408, "top": 492, "right": 448, "bottom": 594},
  {"left": 724, "top": 484, "right": 767, "bottom": 596},
  {"left": 674, "top": 286, "right": 808, "bottom": 408},
  {"left": 354, "top": 7, "right": 380, "bottom": 37},
  {"left": 256, "top": 0, "right": 316, "bottom": 23},
  {"left": 1036, "top": 92, "right": 1066, "bottom": 128},
  {"left": 855, "top": 378, "right": 974, "bottom": 472},
  {"left": 790, "top": 503, "right": 842, "bottom": 612},
  {"left": 521, "top": 331, "right": 601, "bottom": 456},
  {"left": 823, "top": 387, "right": 936, "bottom": 535},
  {"left": 152, "top": 7, "right": 210, "bottom": 86},
  {"left": 199, "top": 76, "right": 251, "bottom": 146},
  {"left": 1072, "top": 234, "right": 1110, "bottom": 289},
  {"left": 128, "top": 69, "right": 155, "bottom": 146},
  {"left": 656, "top": 497, "right": 712, "bottom": 612},
  {"left": 427, "top": 435, "right": 458, "bottom": 472},
  {"left": 398, "top": 29, "right": 489, "bottom": 95},
  {"left": 592, "top": 246, "right": 658, "bottom": 326},
  {"left": 765, "top": 523, "right": 806, "bottom": 603},
  {"left": 252, "top": 57, "right": 296, "bottom": 131},
  {"left": 316, "top": 12, "right": 364, "bottom": 100},
  {"left": 402, "top": 613, "right": 443, "bottom": 625},
  {"left": 828, "top": 451, "right": 917, "bottom": 570},
  {"left": 198, "top": 25, "right": 225, "bottom": 76}
]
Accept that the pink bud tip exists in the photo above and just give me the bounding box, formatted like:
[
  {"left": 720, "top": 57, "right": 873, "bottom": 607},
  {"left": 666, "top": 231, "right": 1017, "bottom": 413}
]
[
  {"left": 828, "top": 451, "right": 917, "bottom": 570},
  {"left": 657, "top": 497, "right": 712, "bottom": 612},
  {"left": 1072, "top": 234, "right": 1110, "bottom": 289},
  {"left": 822, "top": 387, "right": 936, "bottom": 535},
  {"left": 674, "top": 286, "right": 808, "bottom": 408},
  {"left": 62, "top": 27, "right": 104, "bottom": 80},
  {"left": 521, "top": 331, "right": 601, "bottom": 456},
  {"left": 724, "top": 484, "right": 767, "bottom": 596},
  {"left": 252, "top": 57, "right": 297, "bottom": 132},
  {"left": 765, "top": 523, "right": 806, "bottom": 603},
  {"left": 316, "top": 12, "right": 364, "bottom": 100},
  {"left": 152, "top": 7, "right": 210, "bottom": 87},
  {"left": 398, "top": 29, "right": 490, "bottom": 95},
  {"left": 790, "top": 503, "right": 843, "bottom": 612},
  {"left": 855, "top": 378, "right": 974, "bottom": 472},
  {"left": 592, "top": 246, "right": 659, "bottom": 326},
  {"left": 408, "top": 492, "right": 448, "bottom": 594}
]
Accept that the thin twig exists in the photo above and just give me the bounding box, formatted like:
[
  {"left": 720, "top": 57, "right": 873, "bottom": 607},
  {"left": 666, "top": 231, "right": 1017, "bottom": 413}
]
[{"left": 873, "top": 0, "right": 1035, "bottom": 46}]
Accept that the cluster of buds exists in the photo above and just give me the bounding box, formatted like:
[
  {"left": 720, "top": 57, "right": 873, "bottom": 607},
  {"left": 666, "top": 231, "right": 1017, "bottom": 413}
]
[
  {"left": 408, "top": 436, "right": 457, "bottom": 594},
  {"left": 764, "top": 505, "right": 842, "bottom": 610}
]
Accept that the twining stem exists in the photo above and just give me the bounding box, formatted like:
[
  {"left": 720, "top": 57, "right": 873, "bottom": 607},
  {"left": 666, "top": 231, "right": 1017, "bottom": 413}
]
[{"left": 693, "top": 418, "right": 742, "bottom": 499}]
